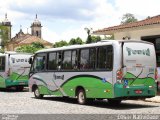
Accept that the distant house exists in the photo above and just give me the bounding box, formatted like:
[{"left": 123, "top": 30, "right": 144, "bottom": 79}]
[
  {"left": 1, "top": 14, "right": 53, "bottom": 51},
  {"left": 93, "top": 15, "right": 160, "bottom": 76},
  {"left": 93, "top": 15, "right": 160, "bottom": 42}
]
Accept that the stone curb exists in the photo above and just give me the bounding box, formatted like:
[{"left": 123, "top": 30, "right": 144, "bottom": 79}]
[{"left": 145, "top": 96, "right": 160, "bottom": 103}]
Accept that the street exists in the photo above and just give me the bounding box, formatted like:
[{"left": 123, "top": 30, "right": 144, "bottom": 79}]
[{"left": 0, "top": 88, "right": 160, "bottom": 114}]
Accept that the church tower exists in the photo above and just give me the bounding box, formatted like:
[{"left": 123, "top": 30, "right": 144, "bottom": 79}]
[
  {"left": 1, "top": 13, "right": 12, "bottom": 41},
  {"left": 31, "top": 14, "right": 42, "bottom": 38}
]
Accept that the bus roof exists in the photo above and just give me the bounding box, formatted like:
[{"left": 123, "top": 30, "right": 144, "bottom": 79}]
[
  {"left": 2, "top": 51, "right": 32, "bottom": 55},
  {"left": 36, "top": 39, "right": 153, "bottom": 53}
]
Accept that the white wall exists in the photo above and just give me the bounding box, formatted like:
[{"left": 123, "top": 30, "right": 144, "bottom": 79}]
[{"left": 114, "top": 24, "right": 160, "bottom": 40}]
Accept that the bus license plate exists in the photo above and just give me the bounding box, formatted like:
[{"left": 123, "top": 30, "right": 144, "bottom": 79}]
[{"left": 135, "top": 90, "right": 142, "bottom": 94}]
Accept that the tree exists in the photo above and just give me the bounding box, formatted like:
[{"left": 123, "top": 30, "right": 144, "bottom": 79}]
[
  {"left": 53, "top": 40, "right": 68, "bottom": 48},
  {"left": 69, "top": 37, "right": 83, "bottom": 45},
  {"left": 16, "top": 42, "right": 44, "bottom": 53},
  {"left": 85, "top": 36, "right": 102, "bottom": 44},
  {"left": 0, "top": 25, "right": 9, "bottom": 52},
  {"left": 121, "top": 13, "right": 138, "bottom": 24},
  {"left": 91, "top": 36, "right": 101, "bottom": 43},
  {"left": 86, "top": 35, "right": 92, "bottom": 44},
  {"left": 84, "top": 27, "right": 93, "bottom": 44},
  {"left": 32, "top": 42, "right": 44, "bottom": 48}
]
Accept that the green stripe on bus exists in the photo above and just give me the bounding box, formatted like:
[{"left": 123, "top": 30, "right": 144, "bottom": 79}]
[{"left": 37, "top": 76, "right": 114, "bottom": 98}]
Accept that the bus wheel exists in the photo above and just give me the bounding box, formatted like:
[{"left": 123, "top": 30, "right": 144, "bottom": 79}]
[
  {"left": 77, "top": 89, "right": 86, "bottom": 105},
  {"left": 16, "top": 86, "right": 24, "bottom": 91},
  {"left": 107, "top": 99, "right": 121, "bottom": 105},
  {"left": 34, "top": 86, "right": 43, "bottom": 99}
]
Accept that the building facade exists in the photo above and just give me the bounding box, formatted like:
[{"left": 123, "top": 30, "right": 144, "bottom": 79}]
[{"left": 93, "top": 15, "right": 160, "bottom": 80}]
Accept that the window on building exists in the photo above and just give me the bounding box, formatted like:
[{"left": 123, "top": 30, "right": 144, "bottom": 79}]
[
  {"left": 156, "top": 38, "right": 160, "bottom": 51},
  {"left": 36, "top": 31, "right": 39, "bottom": 36}
]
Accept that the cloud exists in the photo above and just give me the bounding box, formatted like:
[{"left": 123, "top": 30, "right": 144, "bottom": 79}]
[
  {"left": 115, "top": 0, "right": 160, "bottom": 19},
  {"left": 43, "top": 26, "right": 88, "bottom": 43},
  {"left": 7, "top": 0, "right": 97, "bottom": 21}
]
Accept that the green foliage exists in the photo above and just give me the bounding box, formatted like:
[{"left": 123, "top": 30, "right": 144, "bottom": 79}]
[
  {"left": 0, "top": 25, "right": 9, "bottom": 49},
  {"left": 121, "top": 13, "right": 138, "bottom": 24},
  {"left": 53, "top": 35, "right": 101, "bottom": 48},
  {"left": 31, "top": 42, "right": 44, "bottom": 48},
  {"left": 16, "top": 42, "right": 44, "bottom": 53},
  {"left": 69, "top": 37, "right": 83, "bottom": 45},
  {"left": 91, "top": 36, "right": 101, "bottom": 42},
  {"left": 86, "top": 35, "right": 101, "bottom": 44},
  {"left": 53, "top": 40, "right": 68, "bottom": 48},
  {"left": 0, "top": 48, "right": 4, "bottom": 53},
  {"left": 86, "top": 35, "right": 92, "bottom": 44}
]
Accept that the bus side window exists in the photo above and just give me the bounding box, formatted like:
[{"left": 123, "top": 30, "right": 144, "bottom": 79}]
[
  {"left": 80, "top": 49, "right": 89, "bottom": 70},
  {"left": 106, "top": 46, "right": 113, "bottom": 70},
  {"left": 72, "top": 50, "right": 78, "bottom": 70},
  {"left": 97, "top": 45, "right": 113, "bottom": 70},
  {"left": 48, "top": 52, "right": 57, "bottom": 70},
  {"left": 62, "top": 51, "right": 72, "bottom": 70}
]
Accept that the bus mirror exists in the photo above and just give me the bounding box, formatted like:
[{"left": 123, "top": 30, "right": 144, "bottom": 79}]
[{"left": 29, "top": 57, "right": 33, "bottom": 64}]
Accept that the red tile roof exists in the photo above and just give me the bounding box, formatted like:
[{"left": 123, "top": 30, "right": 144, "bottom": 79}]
[
  {"left": 8, "top": 34, "right": 52, "bottom": 46},
  {"left": 93, "top": 15, "right": 160, "bottom": 34}
]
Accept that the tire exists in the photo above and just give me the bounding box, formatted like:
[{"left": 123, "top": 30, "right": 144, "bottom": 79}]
[
  {"left": 34, "top": 86, "right": 43, "bottom": 99},
  {"left": 108, "top": 99, "right": 122, "bottom": 105},
  {"left": 77, "top": 89, "right": 87, "bottom": 105},
  {"left": 15, "top": 86, "right": 24, "bottom": 91}
]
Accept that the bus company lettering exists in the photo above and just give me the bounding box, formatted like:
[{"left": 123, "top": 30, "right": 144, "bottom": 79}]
[
  {"left": 53, "top": 74, "right": 64, "bottom": 80},
  {"left": 11, "top": 58, "right": 29, "bottom": 63},
  {"left": 126, "top": 47, "right": 150, "bottom": 56}
]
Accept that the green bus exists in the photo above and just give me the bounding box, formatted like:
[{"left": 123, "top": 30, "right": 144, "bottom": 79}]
[
  {"left": 0, "top": 52, "right": 32, "bottom": 91},
  {"left": 29, "top": 40, "right": 157, "bottom": 104}
]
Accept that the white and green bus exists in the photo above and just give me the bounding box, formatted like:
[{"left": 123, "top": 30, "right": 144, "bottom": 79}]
[
  {"left": 0, "top": 52, "right": 32, "bottom": 91},
  {"left": 29, "top": 40, "right": 157, "bottom": 104}
]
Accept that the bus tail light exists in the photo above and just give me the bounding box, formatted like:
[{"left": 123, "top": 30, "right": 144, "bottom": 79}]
[
  {"left": 155, "top": 68, "right": 158, "bottom": 80},
  {"left": 117, "top": 69, "right": 123, "bottom": 80}
]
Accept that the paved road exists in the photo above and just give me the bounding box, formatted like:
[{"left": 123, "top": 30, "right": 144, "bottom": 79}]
[{"left": 0, "top": 88, "right": 160, "bottom": 114}]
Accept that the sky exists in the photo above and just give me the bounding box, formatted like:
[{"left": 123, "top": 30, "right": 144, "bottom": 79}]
[{"left": 0, "top": 0, "right": 160, "bottom": 43}]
